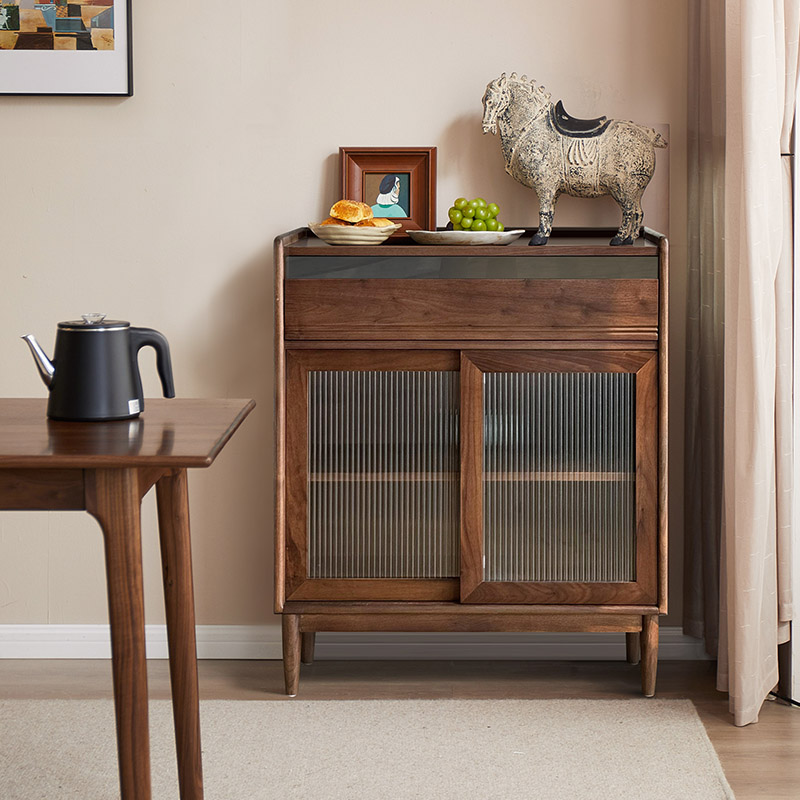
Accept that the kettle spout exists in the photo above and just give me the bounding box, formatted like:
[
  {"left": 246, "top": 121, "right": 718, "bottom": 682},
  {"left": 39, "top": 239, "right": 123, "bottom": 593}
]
[{"left": 21, "top": 334, "right": 55, "bottom": 388}]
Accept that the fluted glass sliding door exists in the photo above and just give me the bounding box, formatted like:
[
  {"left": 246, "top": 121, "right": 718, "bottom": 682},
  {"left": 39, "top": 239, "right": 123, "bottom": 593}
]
[
  {"left": 460, "top": 351, "right": 659, "bottom": 605},
  {"left": 285, "top": 351, "right": 461, "bottom": 602}
]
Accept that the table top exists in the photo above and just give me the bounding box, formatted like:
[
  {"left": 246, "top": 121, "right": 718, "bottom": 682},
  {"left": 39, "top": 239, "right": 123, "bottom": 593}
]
[{"left": 0, "top": 398, "right": 255, "bottom": 469}]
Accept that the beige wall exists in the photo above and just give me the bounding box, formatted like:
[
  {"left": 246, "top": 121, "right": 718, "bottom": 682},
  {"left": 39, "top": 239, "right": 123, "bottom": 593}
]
[{"left": 0, "top": 1, "right": 688, "bottom": 631}]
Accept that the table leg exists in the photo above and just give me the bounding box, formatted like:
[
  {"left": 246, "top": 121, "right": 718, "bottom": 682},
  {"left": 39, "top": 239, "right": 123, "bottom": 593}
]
[
  {"left": 156, "top": 468, "right": 204, "bottom": 800},
  {"left": 86, "top": 468, "right": 151, "bottom": 800}
]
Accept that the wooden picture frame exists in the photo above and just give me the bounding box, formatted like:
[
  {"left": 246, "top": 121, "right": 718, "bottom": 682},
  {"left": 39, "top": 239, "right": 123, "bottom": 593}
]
[
  {"left": 0, "top": 0, "right": 132, "bottom": 96},
  {"left": 340, "top": 147, "right": 436, "bottom": 234}
]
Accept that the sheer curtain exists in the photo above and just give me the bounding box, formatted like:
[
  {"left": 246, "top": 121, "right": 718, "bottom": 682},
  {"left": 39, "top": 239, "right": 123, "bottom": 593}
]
[{"left": 685, "top": 0, "right": 799, "bottom": 726}]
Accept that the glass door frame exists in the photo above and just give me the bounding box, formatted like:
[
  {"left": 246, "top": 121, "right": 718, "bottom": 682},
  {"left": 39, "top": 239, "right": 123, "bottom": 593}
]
[
  {"left": 459, "top": 349, "right": 659, "bottom": 605},
  {"left": 284, "top": 349, "right": 460, "bottom": 603}
]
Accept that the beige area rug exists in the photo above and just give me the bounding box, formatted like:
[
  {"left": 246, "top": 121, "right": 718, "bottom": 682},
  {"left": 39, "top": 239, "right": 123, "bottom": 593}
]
[{"left": 0, "top": 698, "right": 733, "bottom": 799}]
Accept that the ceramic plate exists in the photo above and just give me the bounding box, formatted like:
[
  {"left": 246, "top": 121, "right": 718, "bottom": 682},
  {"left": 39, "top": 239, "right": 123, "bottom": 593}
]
[
  {"left": 406, "top": 229, "right": 526, "bottom": 246},
  {"left": 309, "top": 222, "right": 402, "bottom": 245}
]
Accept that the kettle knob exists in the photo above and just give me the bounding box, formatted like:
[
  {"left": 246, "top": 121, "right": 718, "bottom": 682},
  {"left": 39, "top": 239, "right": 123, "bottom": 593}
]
[{"left": 81, "top": 313, "right": 107, "bottom": 325}]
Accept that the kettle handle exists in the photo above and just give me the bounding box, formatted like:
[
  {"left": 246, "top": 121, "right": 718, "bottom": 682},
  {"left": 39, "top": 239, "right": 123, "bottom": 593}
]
[{"left": 129, "top": 328, "right": 176, "bottom": 399}]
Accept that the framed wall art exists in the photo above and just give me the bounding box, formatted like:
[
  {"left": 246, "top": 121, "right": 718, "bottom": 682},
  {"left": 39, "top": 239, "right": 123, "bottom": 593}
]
[
  {"left": 0, "top": 0, "right": 132, "bottom": 96},
  {"left": 340, "top": 147, "right": 437, "bottom": 234}
]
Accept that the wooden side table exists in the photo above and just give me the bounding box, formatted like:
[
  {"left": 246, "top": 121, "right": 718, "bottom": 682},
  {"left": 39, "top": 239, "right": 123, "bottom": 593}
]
[{"left": 0, "top": 398, "right": 255, "bottom": 800}]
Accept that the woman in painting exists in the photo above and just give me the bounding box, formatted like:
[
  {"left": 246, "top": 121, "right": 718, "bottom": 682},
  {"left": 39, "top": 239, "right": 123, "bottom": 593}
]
[{"left": 371, "top": 175, "right": 407, "bottom": 217}]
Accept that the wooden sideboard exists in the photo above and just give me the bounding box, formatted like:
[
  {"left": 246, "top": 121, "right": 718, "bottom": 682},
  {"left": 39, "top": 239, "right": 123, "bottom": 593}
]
[{"left": 274, "top": 227, "right": 668, "bottom": 696}]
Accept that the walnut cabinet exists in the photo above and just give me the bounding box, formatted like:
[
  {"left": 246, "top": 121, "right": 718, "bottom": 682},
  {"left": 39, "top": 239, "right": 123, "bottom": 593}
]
[{"left": 275, "top": 228, "right": 668, "bottom": 696}]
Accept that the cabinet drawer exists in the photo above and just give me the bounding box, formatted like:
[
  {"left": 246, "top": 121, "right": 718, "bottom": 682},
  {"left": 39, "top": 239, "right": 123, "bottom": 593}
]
[{"left": 284, "top": 279, "right": 659, "bottom": 341}]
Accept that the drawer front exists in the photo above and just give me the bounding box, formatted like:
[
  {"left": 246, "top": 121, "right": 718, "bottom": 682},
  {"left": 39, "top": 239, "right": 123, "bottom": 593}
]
[{"left": 284, "top": 279, "right": 659, "bottom": 341}]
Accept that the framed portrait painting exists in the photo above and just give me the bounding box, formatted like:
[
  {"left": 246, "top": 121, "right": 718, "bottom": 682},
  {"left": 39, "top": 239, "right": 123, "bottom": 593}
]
[
  {"left": 0, "top": 0, "right": 132, "bottom": 95},
  {"left": 340, "top": 147, "right": 436, "bottom": 234}
]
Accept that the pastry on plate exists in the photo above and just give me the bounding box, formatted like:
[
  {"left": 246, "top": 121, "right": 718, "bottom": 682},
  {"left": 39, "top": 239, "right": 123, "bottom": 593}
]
[
  {"left": 330, "top": 199, "right": 373, "bottom": 224},
  {"left": 355, "top": 217, "right": 393, "bottom": 228}
]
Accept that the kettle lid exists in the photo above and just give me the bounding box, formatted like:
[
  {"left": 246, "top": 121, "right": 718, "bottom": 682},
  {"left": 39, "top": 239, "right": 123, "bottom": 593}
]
[{"left": 58, "top": 313, "right": 130, "bottom": 331}]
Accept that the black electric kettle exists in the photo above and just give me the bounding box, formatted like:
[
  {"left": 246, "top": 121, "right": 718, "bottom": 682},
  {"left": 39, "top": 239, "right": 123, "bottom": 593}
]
[{"left": 22, "top": 313, "right": 175, "bottom": 421}]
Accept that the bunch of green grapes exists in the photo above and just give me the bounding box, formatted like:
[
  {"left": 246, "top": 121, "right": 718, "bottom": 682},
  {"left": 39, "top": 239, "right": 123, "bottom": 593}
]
[{"left": 448, "top": 197, "right": 504, "bottom": 231}]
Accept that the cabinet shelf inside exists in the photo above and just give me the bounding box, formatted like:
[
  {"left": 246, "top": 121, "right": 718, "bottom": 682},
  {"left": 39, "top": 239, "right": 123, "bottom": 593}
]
[
  {"left": 309, "top": 471, "right": 634, "bottom": 482},
  {"left": 309, "top": 472, "right": 454, "bottom": 482},
  {"left": 485, "top": 471, "right": 634, "bottom": 482}
]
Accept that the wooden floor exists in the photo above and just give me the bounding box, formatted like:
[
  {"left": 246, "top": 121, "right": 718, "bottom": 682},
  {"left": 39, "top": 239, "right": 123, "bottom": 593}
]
[{"left": 1, "top": 659, "right": 797, "bottom": 799}]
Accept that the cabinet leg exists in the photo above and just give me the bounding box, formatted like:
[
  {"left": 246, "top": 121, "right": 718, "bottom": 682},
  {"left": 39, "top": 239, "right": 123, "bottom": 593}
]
[
  {"left": 282, "top": 615, "right": 301, "bottom": 696},
  {"left": 301, "top": 632, "right": 316, "bottom": 665},
  {"left": 626, "top": 632, "right": 641, "bottom": 665},
  {"left": 640, "top": 615, "right": 659, "bottom": 697}
]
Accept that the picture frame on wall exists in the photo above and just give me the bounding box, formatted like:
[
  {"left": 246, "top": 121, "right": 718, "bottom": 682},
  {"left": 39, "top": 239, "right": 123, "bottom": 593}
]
[
  {"left": 0, "top": 0, "right": 132, "bottom": 96},
  {"left": 340, "top": 147, "right": 437, "bottom": 234}
]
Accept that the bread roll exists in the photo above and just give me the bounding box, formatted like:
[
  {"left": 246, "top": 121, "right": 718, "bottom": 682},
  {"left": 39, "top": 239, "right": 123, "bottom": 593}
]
[
  {"left": 355, "top": 218, "right": 394, "bottom": 228},
  {"left": 319, "top": 216, "right": 352, "bottom": 226},
  {"left": 330, "top": 199, "right": 373, "bottom": 224}
]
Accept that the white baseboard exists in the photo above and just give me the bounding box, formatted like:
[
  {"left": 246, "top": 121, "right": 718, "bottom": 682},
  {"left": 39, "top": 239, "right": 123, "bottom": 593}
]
[
  {"left": 0, "top": 624, "right": 711, "bottom": 661},
  {"left": 0, "top": 625, "right": 277, "bottom": 660}
]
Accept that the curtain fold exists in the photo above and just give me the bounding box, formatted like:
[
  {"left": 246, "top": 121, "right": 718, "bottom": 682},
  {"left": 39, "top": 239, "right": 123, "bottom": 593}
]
[
  {"left": 684, "top": 0, "right": 726, "bottom": 657},
  {"left": 686, "top": 0, "right": 799, "bottom": 726}
]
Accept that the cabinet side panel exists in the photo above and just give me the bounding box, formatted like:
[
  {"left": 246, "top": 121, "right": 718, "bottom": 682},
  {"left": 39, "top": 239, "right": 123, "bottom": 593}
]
[
  {"left": 275, "top": 237, "right": 286, "bottom": 611},
  {"left": 658, "top": 235, "right": 669, "bottom": 613}
]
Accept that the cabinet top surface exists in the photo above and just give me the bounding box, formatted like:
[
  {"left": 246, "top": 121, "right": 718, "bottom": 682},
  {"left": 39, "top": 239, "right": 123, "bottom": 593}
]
[
  {"left": 278, "top": 228, "right": 664, "bottom": 257},
  {"left": 278, "top": 228, "right": 665, "bottom": 280}
]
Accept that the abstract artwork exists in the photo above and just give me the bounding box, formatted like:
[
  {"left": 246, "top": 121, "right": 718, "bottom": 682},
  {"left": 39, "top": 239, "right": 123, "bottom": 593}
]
[{"left": 0, "top": 0, "right": 131, "bottom": 95}]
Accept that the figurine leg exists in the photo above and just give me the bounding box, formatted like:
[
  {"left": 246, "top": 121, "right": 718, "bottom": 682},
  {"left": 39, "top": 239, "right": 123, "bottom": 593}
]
[
  {"left": 530, "top": 200, "right": 556, "bottom": 246},
  {"left": 611, "top": 189, "right": 644, "bottom": 245},
  {"left": 611, "top": 201, "right": 636, "bottom": 245},
  {"left": 630, "top": 205, "right": 644, "bottom": 240}
]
